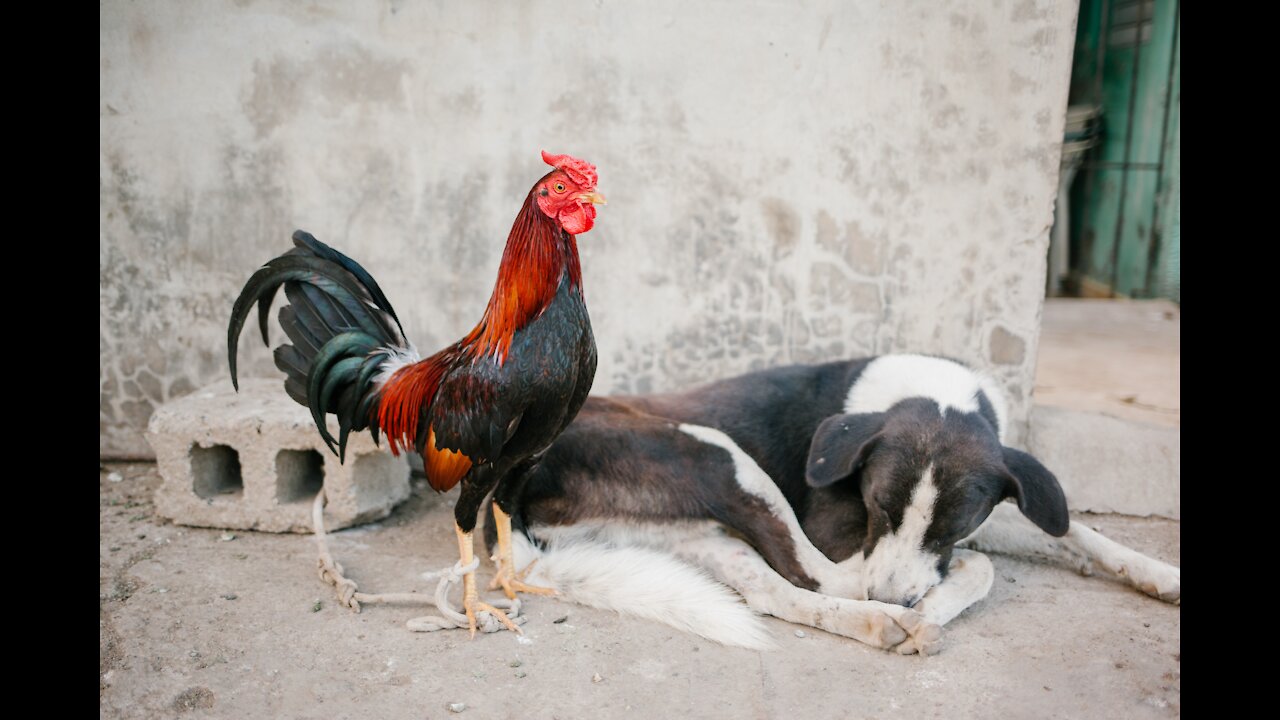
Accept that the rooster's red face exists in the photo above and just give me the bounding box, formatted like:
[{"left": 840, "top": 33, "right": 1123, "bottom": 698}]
[{"left": 535, "top": 150, "right": 606, "bottom": 235}]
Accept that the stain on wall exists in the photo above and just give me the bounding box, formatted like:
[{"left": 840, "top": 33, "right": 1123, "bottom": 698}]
[{"left": 100, "top": 0, "right": 1078, "bottom": 457}]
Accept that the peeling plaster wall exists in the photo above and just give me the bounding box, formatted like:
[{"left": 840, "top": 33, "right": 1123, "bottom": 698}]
[{"left": 100, "top": 0, "right": 1078, "bottom": 457}]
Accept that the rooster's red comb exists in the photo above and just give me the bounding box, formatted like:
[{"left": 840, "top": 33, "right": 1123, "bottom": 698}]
[{"left": 541, "top": 150, "right": 598, "bottom": 188}]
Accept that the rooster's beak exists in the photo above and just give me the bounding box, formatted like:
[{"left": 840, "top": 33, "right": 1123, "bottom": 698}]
[{"left": 579, "top": 190, "right": 607, "bottom": 206}]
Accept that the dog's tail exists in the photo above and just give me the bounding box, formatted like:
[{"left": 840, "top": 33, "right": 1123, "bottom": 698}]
[{"left": 512, "top": 532, "right": 774, "bottom": 650}]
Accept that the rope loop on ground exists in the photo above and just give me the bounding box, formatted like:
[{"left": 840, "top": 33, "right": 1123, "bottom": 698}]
[{"left": 309, "top": 489, "right": 523, "bottom": 633}]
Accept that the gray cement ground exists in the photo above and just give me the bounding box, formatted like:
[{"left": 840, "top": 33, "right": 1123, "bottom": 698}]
[
  {"left": 100, "top": 462, "right": 1180, "bottom": 719},
  {"left": 1035, "top": 299, "right": 1180, "bottom": 429},
  {"left": 1027, "top": 299, "right": 1180, "bottom": 518}
]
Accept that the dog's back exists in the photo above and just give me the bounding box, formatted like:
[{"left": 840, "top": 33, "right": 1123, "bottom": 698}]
[{"left": 621, "top": 359, "right": 869, "bottom": 507}]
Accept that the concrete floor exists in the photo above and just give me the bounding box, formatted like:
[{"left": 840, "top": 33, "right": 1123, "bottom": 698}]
[
  {"left": 100, "top": 463, "right": 1180, "bottom": 719},
  {"left": 1034, "top": 299, "right": 1180, "bottom": 428},
  {"left": 1026, "top": 298, "right": 1180, "bottom": 519}
]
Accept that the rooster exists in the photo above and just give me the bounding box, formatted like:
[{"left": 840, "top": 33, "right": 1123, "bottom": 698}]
[{"left": 228, "top": 151, "right": 605, "bottom": 636}]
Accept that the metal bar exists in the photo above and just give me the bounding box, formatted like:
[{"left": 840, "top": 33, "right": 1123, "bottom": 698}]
[
  {"left": 1079, "top": 0, "right": 1114, "bottom": 285},
  {"left": 1144, "top": 0, "right": 1180, "bottom": 297},
  {"left": 1093, "top": 0, "right": 1112, "bottom": 104},
  {"left": 1108, "top": 0, "right": 1148, "bottom": 298}
]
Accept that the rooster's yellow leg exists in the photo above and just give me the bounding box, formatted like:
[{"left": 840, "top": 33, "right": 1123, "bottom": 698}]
[
  {"left": 457, "top": 523, "right": 521, "bottom": 637},
  {"left": 488, "top": 503, "right": 558, "bottom": 599}
]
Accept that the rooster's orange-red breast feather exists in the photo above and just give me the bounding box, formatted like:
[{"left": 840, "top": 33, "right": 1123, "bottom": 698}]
[{"left": 424, "top": 427, "right": 474, "bottom": 492}]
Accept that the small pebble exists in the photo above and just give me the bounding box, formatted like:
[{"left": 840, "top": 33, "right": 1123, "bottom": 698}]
[
  {"left": 1143, "top": 622, "right": 1150, "bottom": 628},
  {"left": 233, "top": 553, "right": 249, "bottom": 560},
  {"left": 509, "top": 660, "right": 523, "bottom": 668},
  {"left": 516, "top": 636, "right": 533, "bottom": 645},
  {"left": 592, "top": 672, "right": 603, "bottom": 684},
  {"left": 222, "top": 593, "right": 238, "bottom": 601},
  {"left": 514, "top": 671, "right": 527, "bottom": 678},
  {"left": 219, "top": 533, "right": 236, "bottom": 542},
  {"left": 107, "top": 472, "right": 123, "bottom": 483},
  {"left": 137, "top": 534, "right": 146, "bottom": 539},
  {"left": 109, "top": 546, "right": 121, "bottom": 552},
  {"left": 794, "top": 630, "right": 806, "bottom": 638},
  {"left": 552, "top": 615, "right": 569, "bottom": 624},
  {"left": 447, "top": 702, "right": 466, "bottom": 713},
  {"left": 311, "top": 600, "right": 322, "bottom": 612}
]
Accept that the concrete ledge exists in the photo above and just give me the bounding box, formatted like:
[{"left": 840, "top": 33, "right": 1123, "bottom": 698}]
[
  {"left": 1026, "top": 404, "right": 1179, "bottom": 519},
  {"left": 146, "top": 379, "right": 411, "bottom": 533}
]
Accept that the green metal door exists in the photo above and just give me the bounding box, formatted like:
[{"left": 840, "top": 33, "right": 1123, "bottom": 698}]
[{"left": 1067, "top": 0, "right": 1180, "bottom": 299}]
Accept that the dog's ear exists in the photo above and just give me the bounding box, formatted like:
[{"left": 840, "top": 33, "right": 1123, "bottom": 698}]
[
  {"left": 806, "top": 413, "right": 884, "bottom": 487},
  {"left": 1001, "top": 447, "right": 1070, "bottom": 537}
]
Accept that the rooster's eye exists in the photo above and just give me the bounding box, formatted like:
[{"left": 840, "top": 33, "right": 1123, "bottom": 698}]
[{"left": 554, "top": 183, "right": 566, "bottom": 193}]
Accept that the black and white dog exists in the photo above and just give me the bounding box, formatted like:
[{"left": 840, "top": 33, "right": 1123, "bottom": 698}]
[{"left": 484, "top": 355, "right": 1181, "bottom": 653}]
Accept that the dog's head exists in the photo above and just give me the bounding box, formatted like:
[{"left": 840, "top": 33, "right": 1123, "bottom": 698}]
[{"left": 805, "top": 397, "right": 1068, "bottom": 607}]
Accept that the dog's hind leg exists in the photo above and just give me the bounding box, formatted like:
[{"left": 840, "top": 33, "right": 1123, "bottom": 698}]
[
  {"left": 960, "top": 502, "right": 1180, "bottom": 604},
  {"left": 676, "top": 532, "right": 944, "bottom": 655}
]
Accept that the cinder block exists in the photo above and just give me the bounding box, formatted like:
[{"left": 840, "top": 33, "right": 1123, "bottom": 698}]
[{"left": 147, "top": 379, "right": 411, "bottom": 533}]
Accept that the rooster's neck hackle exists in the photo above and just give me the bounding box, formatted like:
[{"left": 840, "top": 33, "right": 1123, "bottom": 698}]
[{"left": 465, "top": 190, "right": 583, "bottom": 364}]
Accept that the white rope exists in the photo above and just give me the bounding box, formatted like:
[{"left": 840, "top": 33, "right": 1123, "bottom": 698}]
[
  {"left": 310, "top": 489, "right": 523, "bottom": 633},
  {"left": 405, "top": 559, "right": 525, "bottom": 633}
]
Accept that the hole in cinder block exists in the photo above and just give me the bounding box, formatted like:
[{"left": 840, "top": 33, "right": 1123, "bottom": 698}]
[
  {"left": 190, "top": 444, "right": 244, "bottom": 499},
  {"left": 275, "top": 449, "right": 324, "bottom": 503}
]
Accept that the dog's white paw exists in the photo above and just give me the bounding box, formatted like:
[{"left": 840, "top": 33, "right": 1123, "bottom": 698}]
[
  {"left": 1134, "top": 563, "right": 1180, "bottom": 605},
  {"left": 859, "top": 605, "right": 910, "bottom": 649},
  {"left": 889, "top": 608, "right": 944, "bottom": 656},
  {"left": 824, "top": 600, "right": 917, "bottom": 649},
  {"left": 837, "top": 603, "right": 943, "bottom": 655},
  {"left": 1080, "top": 533, "right": 1181, "bottom": 604}
]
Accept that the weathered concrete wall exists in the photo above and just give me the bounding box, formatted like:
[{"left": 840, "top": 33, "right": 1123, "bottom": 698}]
[{"left": 100, "top": 0, "right": 1079, "bottom": 457}]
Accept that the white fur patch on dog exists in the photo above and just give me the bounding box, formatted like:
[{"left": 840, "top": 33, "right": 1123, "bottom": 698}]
[
  {"left": 862, "top": 464, "right": 942, "bottom": 606},
  {"left": 519, "top": 523, "right": 775, "bottom": 649},
  {"left": 902, "top": 549, "right": 994, "bottom": 649},
  {"left": 845, "top": 354, "right": 1008, "bottom": 439}
]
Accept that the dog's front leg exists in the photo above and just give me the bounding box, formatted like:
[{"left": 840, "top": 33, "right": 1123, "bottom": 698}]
[
  {"left": 892, "top": 550, "right": 994, "bottom": 655},
  {"left": 677, "top": 533, "right": 943, "bottom": 655},
  {"left": 960, "top": 502, "right": 1180, "bottom": 603}
]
